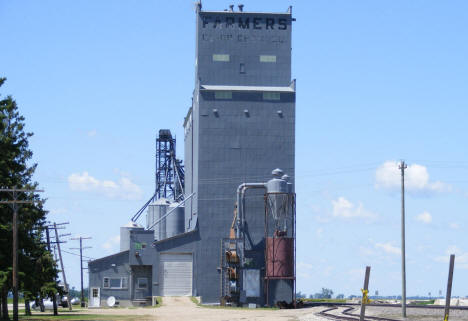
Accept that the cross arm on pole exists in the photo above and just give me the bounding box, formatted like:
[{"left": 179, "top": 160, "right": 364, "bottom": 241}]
[{"left": 0, "top": 189, "right": 44, "bottom": 192}]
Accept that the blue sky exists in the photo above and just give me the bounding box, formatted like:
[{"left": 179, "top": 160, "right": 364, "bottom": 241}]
[{"left": 1, "top": 0, "right": 468, "bottom": 297}]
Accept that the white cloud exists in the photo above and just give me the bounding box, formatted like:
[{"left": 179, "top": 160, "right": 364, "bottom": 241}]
[
  {"left": 416, "top": 211, "right": 432, "bottom": 224},
  {"left": 375, "top": 242, "right": 401, "bottom": 255},
  {"left": 332, "top": 197, "right": 377, "bottom": 220},
  {"left": 359, "top": 246, "right": 376, "bottom": 257},
  {"left": 102, "top": 235, "right": 120, "bottom": 250},
  {"left": 449, "top": 222, "right": 459, "bottom": 229},
  {"left": 375, "top": 161, "right": 450, "bottom": 194},
  {"left": 434, "top": 246, "right": 468, "bottom": 269},
  {"left": 68, "top": 171, "right": 143, "bottom": 200},
  {"left": 87, "top": 129, "right": 97, "bottom": 137}
]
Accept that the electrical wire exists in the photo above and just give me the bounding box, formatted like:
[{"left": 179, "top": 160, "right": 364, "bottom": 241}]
[{"left": 61, "top": 249, "right": 95, "bottom": 261}]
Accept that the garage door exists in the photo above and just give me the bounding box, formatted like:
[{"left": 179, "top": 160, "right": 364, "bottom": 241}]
[{"left": 159, "top": 253, "right": 193, "bottom": 296}]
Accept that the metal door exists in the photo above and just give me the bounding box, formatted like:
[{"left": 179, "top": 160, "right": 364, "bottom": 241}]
[
  {"left": 159, "top": 253, "right": 192, "bottom": 296},
  {"left": 90, "top": 287, "right": 100, "bottom": 307}
]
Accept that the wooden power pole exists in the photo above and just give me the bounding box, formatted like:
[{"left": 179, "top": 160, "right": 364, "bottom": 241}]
[
  {"left": 45, "top": 227, "right": 58, "bottom": 315},
  {"left": 54, "top": 223, "right": 72, "bottom": 310},
  {"left": 71, "top": 236, "right": 91, "bottom": 307},
  {"left": 0, "top": 188, "right": 43, "bottom": 321}
]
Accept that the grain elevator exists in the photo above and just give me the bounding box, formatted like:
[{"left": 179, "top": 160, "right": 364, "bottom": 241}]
[{"left": 88, "top": 3, "right": 296, "bottom": 307}]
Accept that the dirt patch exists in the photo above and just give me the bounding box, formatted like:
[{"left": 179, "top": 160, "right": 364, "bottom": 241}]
[{"left": 48, "top": 297, "right": 328, "bottom": 321}]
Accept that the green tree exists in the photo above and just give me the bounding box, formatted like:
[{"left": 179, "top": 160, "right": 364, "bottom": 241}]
[
  {"left": 321, "top": 288, "right": 333, "bottom": 299},
  {"left": 0, "top": 77, "right": 59, "bottom": 319}
]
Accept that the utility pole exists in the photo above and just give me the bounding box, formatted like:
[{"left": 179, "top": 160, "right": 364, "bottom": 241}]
[
  {"left": 71, "top": 236, "right": 91, "bottom": 307},
  {"left": 399, "top": 160, "right": 407, "bottom": 318},
  {"left": 45, "top": 227, "right": 58, "bottom": 316},
  {"left": 0, "top": 188, "right": 43, "bottom": 321},
  {"left": 444, "top": 254, "right": 455, "bottom": 321},
  {"left": 54, "top": 223, "right": 72, "bottom": 310}
]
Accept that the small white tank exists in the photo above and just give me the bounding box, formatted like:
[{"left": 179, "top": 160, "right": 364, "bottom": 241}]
[{"left": 120, "top": 221, "right": 143, "bottom": 251}]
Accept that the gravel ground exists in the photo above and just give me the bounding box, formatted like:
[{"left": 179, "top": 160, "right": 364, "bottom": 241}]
[
  {"left": 21, "top": 301, "right": 468, "bottom": 321},
  {"left": 73, "top": 297, "right": 330, "bottom": 321},
  {"left": 358, "top": 305, "right": 468, "bottom": 321}
]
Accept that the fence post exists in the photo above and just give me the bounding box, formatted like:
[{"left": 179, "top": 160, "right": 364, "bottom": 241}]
[{"left": 360, "top": 266, "right": 371, "bottom": 321}]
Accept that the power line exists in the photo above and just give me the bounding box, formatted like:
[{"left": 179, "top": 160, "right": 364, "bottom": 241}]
[{"left": 62, "top": 249, "right": 95, "bottom": 261}]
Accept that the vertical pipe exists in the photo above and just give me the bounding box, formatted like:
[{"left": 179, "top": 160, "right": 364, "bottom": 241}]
[
  {"left": 444, "top": 254, "right": 455, "bottom": 321},
  {"left": 400, "top": 161, "right": 407, "bottom": 317},
  {"left": 264, "top": 194, "right": 269, "bottom": 307},
  {"left": 293, "top": 194, "right": 296, "bottom": 307},
  {"left": 359, "top": 266, "right": 371, "bottom": 321}
]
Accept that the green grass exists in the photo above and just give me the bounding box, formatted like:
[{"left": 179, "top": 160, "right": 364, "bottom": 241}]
[
  {"left": 9, "top": 308, "right": 153, "bottom": 320},
  {"left": 410, "top": 299, "right": 436, "bottom": 305},
  {"left": 17, "top": 314, "right": 153, "bottom": 320},
  {"left": 7, "top": 298, "right": 25, "bottom": 304},
  {"left": 190, "top": 296, "right": 278, "bottom": 310},
  {"left": 302, "top": 298, "right": 347, "bottom": 303}
]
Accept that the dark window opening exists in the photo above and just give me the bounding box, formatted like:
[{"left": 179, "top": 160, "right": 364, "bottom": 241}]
[{"left": 240, "top": 63, "right": 245, "bottom": 74}]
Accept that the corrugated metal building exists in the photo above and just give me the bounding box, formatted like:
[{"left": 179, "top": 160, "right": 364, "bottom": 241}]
[{"left": 88, "top": 4, "right": 295, "bottom": 307}]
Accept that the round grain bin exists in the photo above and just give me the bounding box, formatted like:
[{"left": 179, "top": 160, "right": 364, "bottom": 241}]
[
  {"left": 148, "top": 198, "right": 170, "bottom": 240},
  {"left": 166, "top": 202, "right": 185, "bottom": 238}
]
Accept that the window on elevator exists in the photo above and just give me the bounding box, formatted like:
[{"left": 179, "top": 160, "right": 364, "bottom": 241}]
[
  {"left": 212, "top": 54, "right": 230, "bottom": 62},
  {"left": 215, "top": 91, "right": 232, "bottom": 99},
  {"left": 260, "top": 55, "right": 276, "bottom": 63}
]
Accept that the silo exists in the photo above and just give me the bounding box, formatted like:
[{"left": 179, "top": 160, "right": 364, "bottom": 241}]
[
  {"left": 264, "top": 169, "right": 295, "bottom": 305},
  {"left": 266, "top": 237, "right": 294, "bottom": 277},
  {"left": 120, "top": 221, "right": 144, "bottom": 251},
  {"left": 147, "top": 198, "right": 170, "bottom": 240},
  {"left": 166, "top": 202, "right": 185, "bottom": 238}
]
